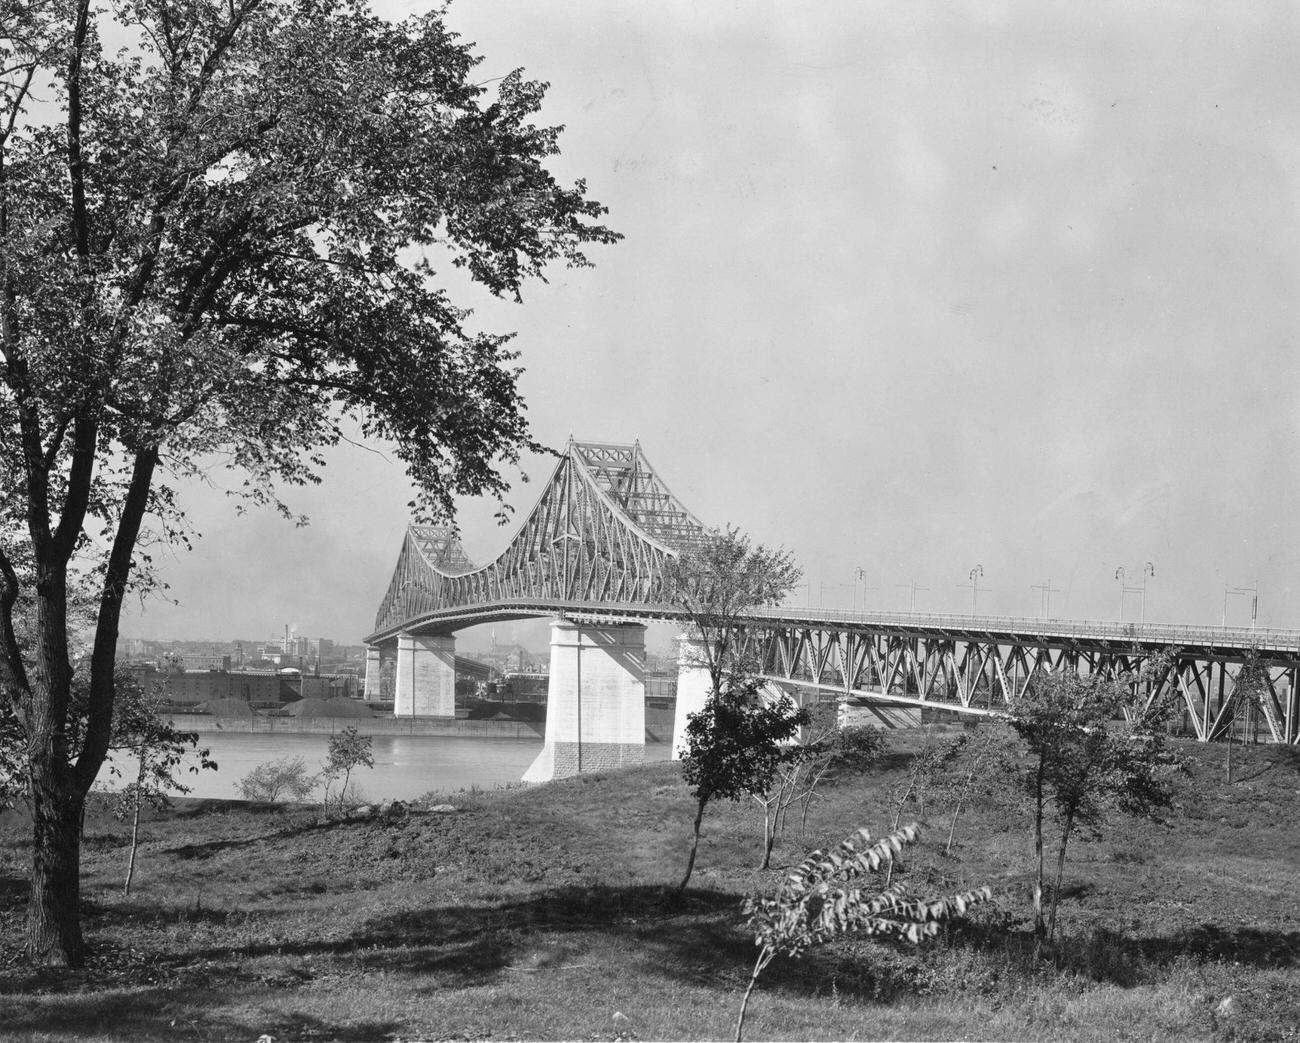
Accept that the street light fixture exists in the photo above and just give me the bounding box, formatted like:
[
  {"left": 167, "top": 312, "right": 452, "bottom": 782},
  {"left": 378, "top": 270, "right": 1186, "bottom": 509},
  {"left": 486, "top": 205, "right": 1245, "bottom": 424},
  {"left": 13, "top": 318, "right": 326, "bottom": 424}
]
[
  {"left": 1115, "top": 563, "right": 1154, "bottom": 623},
  {"left": 852, "top": 567, "right": 880, "bottom": 613},
  {"left": 967, "top": 564, "right": 982, "bottom": 613}
]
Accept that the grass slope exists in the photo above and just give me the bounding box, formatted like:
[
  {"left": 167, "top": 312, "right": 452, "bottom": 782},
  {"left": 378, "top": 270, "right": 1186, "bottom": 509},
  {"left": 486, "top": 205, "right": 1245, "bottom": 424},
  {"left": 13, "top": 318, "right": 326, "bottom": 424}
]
[{"left": 1, "top": 735, "right": 1298, "bottom": 1041}]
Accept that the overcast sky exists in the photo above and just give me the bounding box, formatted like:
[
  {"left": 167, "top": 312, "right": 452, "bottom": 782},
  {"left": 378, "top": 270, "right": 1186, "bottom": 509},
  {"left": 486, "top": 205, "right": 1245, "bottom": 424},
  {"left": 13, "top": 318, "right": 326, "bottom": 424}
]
[{"left": 123, "top": 1, "right": 1300, "bottom": 650}]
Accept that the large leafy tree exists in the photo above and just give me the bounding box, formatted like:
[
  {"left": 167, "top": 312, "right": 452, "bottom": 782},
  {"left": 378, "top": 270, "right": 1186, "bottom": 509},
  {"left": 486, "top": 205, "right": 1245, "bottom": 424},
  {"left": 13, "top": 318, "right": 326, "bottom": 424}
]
[{"left": 0, "top": 0, "right": 616, "bottom": 965}]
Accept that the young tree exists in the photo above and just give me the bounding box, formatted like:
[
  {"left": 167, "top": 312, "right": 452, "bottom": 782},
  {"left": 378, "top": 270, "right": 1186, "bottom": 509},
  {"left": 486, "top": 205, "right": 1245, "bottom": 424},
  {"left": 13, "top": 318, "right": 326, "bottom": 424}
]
[
  {"left": 882, "top": 729, "right": 963, "bottom": 887},
  {"left": 0, "top": 0, "right": 616, "bottom": 965},
  {"left": 678, "top": 678, "right": 807, "bottom": 889},
  {"left": 934, "top": 724, "right": 1016, "bottom": 855},
  {"left": 321, "top": 726, "right": 373, "bottom": 818},
  {"left": 737, "top": 824, "right": 992, "bottom": 1043},
  {"left": 107, "top": 677, "right": 216, "bottom": 896},
  {"left": 1225, "top": 650, "right": 1266, "bottom": 784},
  {"left": 1009, "top": 669, "right": 1178, "bottom": 948},
  {"left": 665, "top": 525, "right": 804, "bottom": 885},
  {"left": 754, "top": 710, "right": 887, "bottom": 864}
]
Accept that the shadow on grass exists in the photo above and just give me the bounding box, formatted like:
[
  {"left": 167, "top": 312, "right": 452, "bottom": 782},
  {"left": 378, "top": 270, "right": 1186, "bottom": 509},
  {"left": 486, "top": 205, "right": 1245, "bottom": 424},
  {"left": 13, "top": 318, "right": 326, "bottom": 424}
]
[
  {"left": 161, "top": 810, "right": 366, "bottom": 861},
  {"left": 925, "top": 915, "right": 1300, "bottom": 992},
  {"left": 0, "top": 985, "right": 400, "bottom": 1042},
  {"left": 7, "top": 879, "right": 1300, "bottom": 1038}
]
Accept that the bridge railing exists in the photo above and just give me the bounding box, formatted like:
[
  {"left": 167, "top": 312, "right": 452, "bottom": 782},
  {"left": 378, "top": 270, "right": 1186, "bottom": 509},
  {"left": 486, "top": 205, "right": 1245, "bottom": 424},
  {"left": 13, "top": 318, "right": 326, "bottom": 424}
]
[
  {"left": 753, "top": 606, "right": 1300, "bottom": 653},
  {"left": 369, "top": 596, "right": 1300, "bottom": 656}
]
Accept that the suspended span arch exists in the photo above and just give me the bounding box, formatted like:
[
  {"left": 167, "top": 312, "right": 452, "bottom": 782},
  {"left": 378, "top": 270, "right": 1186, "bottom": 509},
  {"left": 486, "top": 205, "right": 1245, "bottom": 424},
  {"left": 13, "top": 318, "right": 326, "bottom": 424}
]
[{"left": 366, "top": 439, "right": 707, "bottom": 642}]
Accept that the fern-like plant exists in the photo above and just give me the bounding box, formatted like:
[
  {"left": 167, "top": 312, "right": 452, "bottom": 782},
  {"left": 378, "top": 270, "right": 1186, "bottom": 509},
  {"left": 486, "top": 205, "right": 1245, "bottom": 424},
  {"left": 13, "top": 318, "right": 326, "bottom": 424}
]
[{"left": 736, "top": 823, "right": 992, "bottom": 1042}]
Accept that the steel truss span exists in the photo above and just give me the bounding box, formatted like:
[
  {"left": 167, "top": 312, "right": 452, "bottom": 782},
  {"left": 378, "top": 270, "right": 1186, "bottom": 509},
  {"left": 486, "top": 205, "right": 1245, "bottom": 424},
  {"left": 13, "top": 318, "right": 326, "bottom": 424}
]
[
  {"left": 366, "top": 438, "right": 1300, "bottom": 744},
  {"left": 367, "top": 439, "right": 706, "bottom": 642},
  {"left": 740, "top": 612, "right": 1300, "bottom": 745}
]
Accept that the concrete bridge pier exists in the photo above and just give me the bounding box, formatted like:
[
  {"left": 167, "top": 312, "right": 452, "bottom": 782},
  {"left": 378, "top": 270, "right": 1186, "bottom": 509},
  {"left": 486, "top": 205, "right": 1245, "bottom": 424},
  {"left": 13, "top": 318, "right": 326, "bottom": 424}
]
[
  {"left": 393, "top": 633, "right": 456, "bottom": 717},
  {"left": 523, "top": 620, "right": 647, "bottom": 783},
  {"left": 671, "top": 635, "right": 711, "bottom": 759},
  {"left": 363, "top": 644, "right": 390, "bottom": 703}
]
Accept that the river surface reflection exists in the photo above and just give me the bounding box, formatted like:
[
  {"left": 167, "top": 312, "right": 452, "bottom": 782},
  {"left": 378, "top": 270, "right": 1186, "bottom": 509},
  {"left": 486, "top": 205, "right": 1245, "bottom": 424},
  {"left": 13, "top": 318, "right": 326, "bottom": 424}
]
[{"left": 95, "top": 731, "right": 673, "bottom": 802}]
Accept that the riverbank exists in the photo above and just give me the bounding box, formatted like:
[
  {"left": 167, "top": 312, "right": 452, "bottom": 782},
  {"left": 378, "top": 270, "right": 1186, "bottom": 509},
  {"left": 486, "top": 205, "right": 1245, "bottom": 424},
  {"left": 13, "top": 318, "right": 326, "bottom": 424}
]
[
  {"left": 3, "top": 736, "right": 1298, "bottom": 1041},
  {"left": 166, "top": 712, "right": 545, "bottom": 738},
  {"left": 168, "top": 705, "right": 678, "bottom": 742}
]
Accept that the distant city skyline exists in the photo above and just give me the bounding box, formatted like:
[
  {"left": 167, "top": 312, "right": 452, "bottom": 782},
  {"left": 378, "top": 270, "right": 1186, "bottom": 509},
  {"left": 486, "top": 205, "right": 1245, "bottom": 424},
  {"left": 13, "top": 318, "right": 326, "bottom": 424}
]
[{"left": 122, "top": 2, "right": 1300, "bottom": 644}]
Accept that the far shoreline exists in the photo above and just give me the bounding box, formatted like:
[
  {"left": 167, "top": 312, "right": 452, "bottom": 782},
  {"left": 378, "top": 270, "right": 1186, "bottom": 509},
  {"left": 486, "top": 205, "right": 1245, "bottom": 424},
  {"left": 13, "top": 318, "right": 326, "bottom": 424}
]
[{"left": 165, "top": 711, "right": 678, "bottom": 744}]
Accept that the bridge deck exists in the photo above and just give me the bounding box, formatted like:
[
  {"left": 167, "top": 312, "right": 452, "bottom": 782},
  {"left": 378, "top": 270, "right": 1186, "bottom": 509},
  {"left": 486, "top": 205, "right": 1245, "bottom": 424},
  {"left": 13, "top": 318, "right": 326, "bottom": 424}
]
[{"left": 368, "top": 597, "right": 1300, "bottom": 658}]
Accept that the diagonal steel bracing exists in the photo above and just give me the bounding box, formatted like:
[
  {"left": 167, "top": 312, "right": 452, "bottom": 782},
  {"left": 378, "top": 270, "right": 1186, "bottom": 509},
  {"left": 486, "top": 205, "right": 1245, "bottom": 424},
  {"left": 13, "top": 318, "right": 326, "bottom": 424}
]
[
  {"left": 367, "top": 439, "right": 706, "bottom": 641},
  {"left": 744, "top": 615, "right": 1300, "bottom": 745}
]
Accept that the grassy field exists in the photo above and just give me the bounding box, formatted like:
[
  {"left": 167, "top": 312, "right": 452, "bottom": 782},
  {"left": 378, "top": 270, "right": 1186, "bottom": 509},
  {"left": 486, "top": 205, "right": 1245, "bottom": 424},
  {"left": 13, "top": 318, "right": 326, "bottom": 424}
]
[{"left": 1, "top": 732, "right": 1298, "bottom": 1041}]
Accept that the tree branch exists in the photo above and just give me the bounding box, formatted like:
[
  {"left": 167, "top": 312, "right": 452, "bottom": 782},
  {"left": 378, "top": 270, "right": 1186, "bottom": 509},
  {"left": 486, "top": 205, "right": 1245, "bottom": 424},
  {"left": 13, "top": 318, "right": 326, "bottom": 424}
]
[
  {"left": 66, "top": 0, "right": 92, "bottom": 260},
  {"left": 76, "top": 445, "right": 159, "bottom": 793}
]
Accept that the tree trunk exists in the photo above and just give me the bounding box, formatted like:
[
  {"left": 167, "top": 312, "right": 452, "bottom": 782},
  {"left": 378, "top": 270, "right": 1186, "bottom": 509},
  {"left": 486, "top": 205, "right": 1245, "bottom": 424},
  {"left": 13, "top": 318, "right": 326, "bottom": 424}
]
[
  {"left": 760, "top": 801, "right": 775, "bottom": 870},
  {"left": 884, "top": 778, "right": 915, "bottom": 888},
  {"left": 735, "top": 950, "right": 769, "bottom": 1043},
  {"left": 679, "top": 794, "right": 708, "bottom": 891},
  {"left": 1032, "top": 762, "right": 1046, "bottom": 945},
  {"left": 26, "top": 769, "right": 87, "bottom": 966},
  {"left": 124, "top": 795, "right": 142, "bottom": 896},
  {"left": 1047, "top": 809, "right": 1074, "bottom": 944}
]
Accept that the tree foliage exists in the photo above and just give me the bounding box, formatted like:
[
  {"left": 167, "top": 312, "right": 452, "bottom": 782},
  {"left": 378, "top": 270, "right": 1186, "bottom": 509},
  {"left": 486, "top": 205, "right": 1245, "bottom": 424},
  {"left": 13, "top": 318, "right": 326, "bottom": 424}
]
[
  {"left": 1008, "top": 668, "right": 1180, "bottom": 947},
  {"left": 0, "top": 0, "right": 616, "bottom": 966},
  {"left": 236, "top": 756, "right": 316, "bottom": 803},
  {"left": 736, "top": 824, "right": 992, "bottom": 1042},
  {"left": 678, "top": 677, "right": 807, "bottom": 890},
  {"left": 664, "top": 525, "right": 801, "bottom": 691},
  {"left": 321, "top": 725, "right": 373, "bottom": 818}
]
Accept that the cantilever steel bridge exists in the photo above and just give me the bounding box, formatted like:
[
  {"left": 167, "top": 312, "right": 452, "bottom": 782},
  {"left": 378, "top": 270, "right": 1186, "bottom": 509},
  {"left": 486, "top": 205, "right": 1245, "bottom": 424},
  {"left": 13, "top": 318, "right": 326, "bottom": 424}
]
[{"left": 366, "top": 439, "right": 1300, "bottom": 744}]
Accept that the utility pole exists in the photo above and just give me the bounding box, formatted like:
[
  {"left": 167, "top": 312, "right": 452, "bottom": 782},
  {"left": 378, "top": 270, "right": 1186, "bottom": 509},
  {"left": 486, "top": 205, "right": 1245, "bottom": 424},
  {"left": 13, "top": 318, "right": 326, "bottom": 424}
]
[
  {"left": 1223, "top": 582, "right": 1259, "bottom": 629},
  {"left": 1030, "top": 578, "right": 1061, "bottom": 618},
  {"left": 819, "top": 580, "right": 855, "bottom": 608},
  {"left": 895, "top": 580, "right": 929, "bottom": 613}
]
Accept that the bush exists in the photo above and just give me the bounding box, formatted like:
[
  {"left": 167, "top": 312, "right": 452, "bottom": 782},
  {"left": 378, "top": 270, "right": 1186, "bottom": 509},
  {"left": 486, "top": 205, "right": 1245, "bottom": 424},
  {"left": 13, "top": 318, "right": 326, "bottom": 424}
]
[{"left": 237, "top": 757, "right": 318, "bottom": 803}]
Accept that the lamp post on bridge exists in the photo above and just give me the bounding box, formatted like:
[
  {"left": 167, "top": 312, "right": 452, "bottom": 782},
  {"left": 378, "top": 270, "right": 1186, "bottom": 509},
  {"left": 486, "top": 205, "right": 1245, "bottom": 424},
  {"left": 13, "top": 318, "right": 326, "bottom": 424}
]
[
  {"left": 1115, "top": 562, "right": 1154, "bottom": 623},
  {"left": 960, "top": 564, "right": 987, "bottom": 616},
  {"left": 852, "top": 567, "right": 879, "bottom": 613}
]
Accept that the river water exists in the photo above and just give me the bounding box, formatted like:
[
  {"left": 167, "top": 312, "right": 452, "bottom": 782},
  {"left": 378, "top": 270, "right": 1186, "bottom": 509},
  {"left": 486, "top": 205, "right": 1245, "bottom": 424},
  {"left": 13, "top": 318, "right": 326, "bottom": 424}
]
[{"left": 95, "top": 732, "right": 674, "bottom": 803}]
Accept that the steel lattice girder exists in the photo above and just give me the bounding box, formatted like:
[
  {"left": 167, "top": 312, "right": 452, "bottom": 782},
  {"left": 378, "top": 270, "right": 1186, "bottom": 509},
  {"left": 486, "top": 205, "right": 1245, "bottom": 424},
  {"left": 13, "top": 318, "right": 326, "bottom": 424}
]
[
  {"left": 367, "top": 439, "right": 706, "bottom": 640},
  {"left": 742, "top": 623, "right": 1300, "bottom": 744}
]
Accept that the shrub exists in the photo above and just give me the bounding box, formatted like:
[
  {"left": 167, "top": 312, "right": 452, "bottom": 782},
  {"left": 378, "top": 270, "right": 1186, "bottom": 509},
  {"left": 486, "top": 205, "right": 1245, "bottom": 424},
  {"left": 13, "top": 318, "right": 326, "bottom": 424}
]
[{"left": 237, "top": 757, "right": 318, "bottom": 803}]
